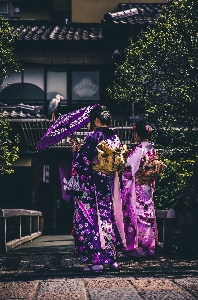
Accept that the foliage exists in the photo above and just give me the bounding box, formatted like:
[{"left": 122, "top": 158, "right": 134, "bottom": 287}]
[
  {"left": 108, "top": 0, "right": 198, "bottom": 211},
  {"left": 0, "top": 110, "right": 19, "bottom": 174},
  {"left": 108, "top": 0, "right": 198, "bottom": 151},
  {"left": 0, "top": 15, "right": 20, "bottom": 173},
  {"left": 0, "top": 15, "right": 20, "bottom": 86},
  {"left": 154, "top": 149, "right": 195, "bottom": 211}
]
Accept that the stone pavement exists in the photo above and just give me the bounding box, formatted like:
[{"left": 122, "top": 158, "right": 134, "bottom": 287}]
[
  {"left": 0, "top": 235, "right": 198, "bottom": 299},
  {"left": 0, "top": 276, "right": 198, "bottom": 300}
]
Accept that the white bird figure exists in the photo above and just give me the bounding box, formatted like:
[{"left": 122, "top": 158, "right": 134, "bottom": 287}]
[{"left": 48, "top": 94, "right": 65, "bottom": 122}]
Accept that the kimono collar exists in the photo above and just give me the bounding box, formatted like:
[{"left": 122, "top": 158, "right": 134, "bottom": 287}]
[
  {"left": 96, "top": 127, "right": 115, "bottom": 134},
  {"left": 140, "top": 141, "right": 153, "bottom": 152},
  {"left": 127, "top": 141, "right": 154, "bottom": 176}
]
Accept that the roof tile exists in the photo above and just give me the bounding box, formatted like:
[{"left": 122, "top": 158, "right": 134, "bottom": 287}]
[
  {"left": 10, "top": 22, "right": 103, "bottom": 41},
  {"left": 8, "top": 4, "right": 165, "bottom": 43},
  {"left": 102, "top": 3, "right": 166, "bottom": 25}
]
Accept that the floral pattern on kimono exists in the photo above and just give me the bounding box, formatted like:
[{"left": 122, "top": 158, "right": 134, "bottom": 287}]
[
  {"left": 122, "top": 142, "right": 158, "bottom": 256},
  {"left": 73, "top": 127, "right": 124, "bottom": 265}
]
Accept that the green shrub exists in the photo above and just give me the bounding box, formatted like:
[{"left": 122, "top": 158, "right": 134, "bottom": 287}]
[{"left": 154, "top": 149, "right": 195, "bottom": 212}]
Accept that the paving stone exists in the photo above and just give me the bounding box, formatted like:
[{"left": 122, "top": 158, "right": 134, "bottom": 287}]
[
  {"left": 130, "top": 277, "right": 196, "bottom": 300},
  {"left": 174, "top": 276, "right": 198, "bottom": 298},
  {"left": 0, "top": 281, "right": 39, "bottom": 300},
  {"left": 85, "top": 277, "right": 142, "bottom": 300},
  {"left": 85, "top": 277, "right": 134, "bottom": 288},
  {"left": 88, "top": 287, "right": 142, "bottom": 300},
  {"left": 0, "top": 235, "right": 198, "bottom": 300},
  {"left": 36, "top": 278, "right": 87, "bottom": 300}
]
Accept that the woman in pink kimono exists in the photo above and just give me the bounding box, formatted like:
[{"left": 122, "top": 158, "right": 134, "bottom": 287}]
[{"left": 121, "top": 121, "right": 158, "bottom": 257}]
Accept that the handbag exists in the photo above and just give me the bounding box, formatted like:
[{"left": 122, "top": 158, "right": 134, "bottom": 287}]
[{"left": 65, "top": 174, "right": 83, "bottom": 196}]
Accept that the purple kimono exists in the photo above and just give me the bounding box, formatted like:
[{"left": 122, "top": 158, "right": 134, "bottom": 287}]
[{"left": 73, "top": 127, "right": 124, "bottom": 265}]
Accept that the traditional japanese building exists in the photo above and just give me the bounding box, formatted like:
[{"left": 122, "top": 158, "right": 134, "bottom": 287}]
[{"left": 0, "top": 0, "right": 167, "bottom": 233}]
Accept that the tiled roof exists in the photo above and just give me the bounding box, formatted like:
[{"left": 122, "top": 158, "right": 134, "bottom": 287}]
[
  {"left": 102, "top": 3, "right": 166, "bottom": 25},
  {"left": 7, "top": 4, "right": 166, "bottom": 43},
  {"left": 9, "top": 22, "right": 103, "bottom": 41}
]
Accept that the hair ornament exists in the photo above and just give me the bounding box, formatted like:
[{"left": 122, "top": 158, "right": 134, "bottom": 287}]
[
  {"left": 100, "top": 110, "right": 111, "bottom": 119},
  {"left": 132, "top": 125, "right": 136, "bottom": 131},
  {"left": 145, "top": 125, "right": 152, "bottom": 132}
]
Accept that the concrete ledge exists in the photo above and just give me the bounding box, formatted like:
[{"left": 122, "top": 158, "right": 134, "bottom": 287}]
[
  {"left": 155, "top": 209, "right": 168, "bottom": 218},
  {"left": 0, "top": 209, "right": 43, "bottom": 218},
  {"left": 6, "top": 231, "right": 42, "bottom": 251}
]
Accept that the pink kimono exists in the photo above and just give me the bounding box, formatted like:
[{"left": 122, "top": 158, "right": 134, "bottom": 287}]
[{"left": 121, "top": 141, "right": 158, "bottom": 256}]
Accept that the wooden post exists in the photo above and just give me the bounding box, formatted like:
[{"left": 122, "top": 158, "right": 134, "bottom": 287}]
[
  {"left": 39, "top": 216, "right": 44, "bottom": 233},
  {"left": 15, "top": 216, "right": 21, "bottom": 239},
  {"left": 34, "top": 216, "right": 39, "bottom": 232},
  {"left": 0, "top": 217, "right": 6, "bottom": 253},
  {"left": 26, "top": 216, "right": 32, "bottom": 236},
  {"left": 163, "top": 218, "right": 172, "bottom": 252},
  {"left": 163, "top": 209, "right": 176, "bottom": 252}
]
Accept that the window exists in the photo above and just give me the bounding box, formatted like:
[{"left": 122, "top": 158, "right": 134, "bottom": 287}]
[
  {"left": 72, "top": 71, "right": 99, "bottom": 102},
  {"left": 0, "top": 68, "right": 100, "bottom": 109},
  {"left": 0, "top": 70, "right": 22, "bottom": 100},
  {"left": 24, "top": 68, "right": 44, "bottom": 100},
  {"left": 0, "top": 1, "right": 8, "bottom": 13},
  {"left": 0, "top": 68, "right": 44, "bottom": 102},
  {"left": 46, "top": 70, "right": 67, "bottom": 101}
]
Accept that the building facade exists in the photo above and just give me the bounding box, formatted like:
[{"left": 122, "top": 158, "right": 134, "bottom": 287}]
[{"left": 0, "top": 0, "right": 167, "bottom": 233}]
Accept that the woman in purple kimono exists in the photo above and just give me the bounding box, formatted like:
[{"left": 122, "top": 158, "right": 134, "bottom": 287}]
[
  {"left": 72, "top": 105, "right": 125, "bottom": 272},
  {"left": 121, "top": 121, "right": 158, "bottom": 257}
]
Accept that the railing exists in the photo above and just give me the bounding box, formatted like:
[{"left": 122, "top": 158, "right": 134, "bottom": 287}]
[
  {"left": 9, "top": 120, "right": 136, "bottom": 150},
  {"left": 54, "top": 121, "right": 135, "bottom": 148},
  {"left": 0, "top": 208, "right": 175, "bottom": 254},
  {"left": 0, "top": 209, "right": 44, "bottom": 254}
]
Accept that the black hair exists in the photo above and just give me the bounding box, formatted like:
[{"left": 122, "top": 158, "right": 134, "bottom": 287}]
[
  {"left": 134, "top": 121, "right": 151, "bottom": 139},
  {"left": 90, "top": 105, "right": 112, "bottom": 127}
]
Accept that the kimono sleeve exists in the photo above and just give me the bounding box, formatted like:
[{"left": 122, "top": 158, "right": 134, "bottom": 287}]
[{"left": 73, "top": 134, "right": 97, "bottom": 175}]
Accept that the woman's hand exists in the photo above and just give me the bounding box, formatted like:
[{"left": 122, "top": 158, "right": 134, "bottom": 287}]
[
  {"left": 71, "top": 142, "right": 80, "bottom": 153},
  {"left": 69, "top": 137, "right": 82, "bottom": 153}
]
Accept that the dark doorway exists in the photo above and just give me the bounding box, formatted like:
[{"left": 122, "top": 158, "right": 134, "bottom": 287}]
[
  {"left": 55, "top": 154, "right": 74, "bottom": 234},
  {"left": 56, "top": 197, "right": 74, "bottom": 234}
]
